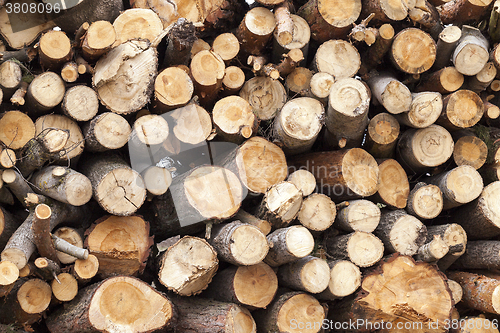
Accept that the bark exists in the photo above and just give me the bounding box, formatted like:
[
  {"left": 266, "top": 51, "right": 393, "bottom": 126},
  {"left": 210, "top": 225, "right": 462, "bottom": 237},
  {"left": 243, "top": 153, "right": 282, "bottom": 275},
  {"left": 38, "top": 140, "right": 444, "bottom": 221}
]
[
  {"left": 0, "top": 187, "right": 14, "bottom": 205},
  {"left": 406, "top": 182, "right": 443, "bottom": 219},
  {"left": 416, "top": 67, "right": 464, "bottom": 94},
  {"left": 61, "top": 85, "right": 99, "bottom": 122},
  {"left": 75, "top": 56, "right": 93, "bottom": 75},
  {"left": 213, "top": 96, "right": 258, "bottom": 144},
  {"left": 264, "top": 226, "right": 314, "bottom": 267},
  {"left": 447, "top": 271, "right": 500, "bottom": 314},
  {"left": 414, "top": 235, "right": 449, "bottom": 262},
  {"left": 60, "top": 62, "right": 78, "bottom": 83},
  {"left": 325, "top": 231, "right": 384, "bottom": 267},
  {"left": 1, "top": 169, "right": 34, "bottom": 207},
  {"left": 437, "top": 89, "right": 484, "bottom": 130},
  {"left": 0, "top": 205, "right": 19, "bottom": 252},
  {"left": 236, "top": 7, "right": 276, "bottom": 56},
  {"left": 452, "top": 25, "right": 490, "bottom": 76},
  {"left": 359, "top": 23, "right": 395, "bottom": 73},
  {"left": 257, "top": 181, "right": 303, "bottom": 229},
  {"left": 0, "top": 111, "right": 35, "bottom": 150},
  {"left": 274, "top": 3, "right": 294, "bottom": 45},
  {"left": 51, "top": 230, "right": 87, "bottom": 263},
  {"left": 277, "top": 255, "right": 331, "bottom": 293},
  {"left": 451, "top": 241, "right": 500, "bottom": 270},
  {"left": 163, "top": 18, "right": 197, "bottom": 68},
  {"left": 82, "top": 112, "right": 131, "bottom": 152},
  {"left": 233, "top": 210, "right": 272, "bottom": 235},
  {"left": 239, "top": 76, "right": 287, "bottom": 121},
  {"left": 31, "top": 204, "right": 59, "bottom": 264},
  {"left": 408, "top": 0, "right": 442, "bottom": 39},
  {"left": 297, "top": 193, "right": 336, "bottom": 231},
  {"left": 390, "top": 27, "right": 437, "bottom": 74},
  {"left": 190, "top": 50, "right": 225, "bottom": 107},
  {"left": 312, "top": 39, "right": 360, "bottom": 79},
  {"left": 34, "top": 257, "right": 60, "bottom": 281},
  {"left": 426, "top": 223, "right": 467, "bottom": 270},
  {"left": 0, "top": 60, "right": 21, "bottom": 98},
  {"left": 433, "top": 25, "right": 462, "bottom": 69},
  {"left": 439, "top": 0, "right": 493, "bottom": 25}
]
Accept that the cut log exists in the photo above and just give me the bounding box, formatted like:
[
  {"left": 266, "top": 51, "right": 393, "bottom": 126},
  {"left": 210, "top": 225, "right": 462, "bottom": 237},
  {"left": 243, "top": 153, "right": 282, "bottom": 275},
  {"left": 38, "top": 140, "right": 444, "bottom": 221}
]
[
  {"left": 31, "top": 204, "right": 59, "bottom": 263},
  {"left": 60, "top": 62, "right": 79, "bottom": 83},
  {"left": 390, "top": 28, "right": 436, "bottom": 74},
  {"left": 264, "top": 225, "right": 314, "bottom": 267},
  {"left": 80, "top": 154, "right": 146, "bottom": 216},
  {"left": 433, "top": 25, "right": 461, "bottom": 69},
  {"left": 397, "top": 124, "right": 454, "bottom": 174},
  {"left": 316, "top": 260, "right": 361, "bottom": 300},
  {"left": 162, "top": 18, "right": 197, "bottom": 68},
  {"left": 212, "top": 95, "right": 258, "bottom": 144},
  {"left": 447, "top": 279, "right": 463, "bottom": 304},
  {"left": 297, "top": 193, "right": 336, "bottom": 231},
  {"left": 142, "top": 166, "right": 172, "bottom": 196},
  {"left": 452, "top": 26, "right": 490, "bottom": 76},
  {"left": 1, "top": 169, "right": 33, "bottom": 207},
  {"left": 51, "top": 273, "right": 78, "bottom": 302},
  {"left": 73, "top": 254, "right": 99, "bottom": 283},
  {"left": 153, "top": 66, "right": 194, "bottom": 112},
  {"left": 82, "top": 21, "right": 116, "bottom": 61},
  {"left": 158, "top": 236, "right": 218, "bottom": 296},
  {"left": 212, "top": 33, "right": 239, "bottom": 63},
  {"left": 236, "top": 7, "right": 276, "bottom": 56},
  {"left": 374, "top": 159, "right": 409, "bottom": 209},
  {"left": 426, "top": 223, "right": 467, "bottom": 270},
  {"left": 447, "top": 271, "right": 500, "bottom": 314},
  {"left": 190, "top": 49, "right": 225, "bottom": 106},
  {"left": 408, "top": 0, "right": 442, "bottom": 39},
  {"left": 287, "top": 169, "right": 316, "bottom": 197},
  {"left": 113, "top": 8, "right": 163, "bottom": 46},
  {"left": 274, "top": 3, "right": 293, "bottom": 46},
  {"left": 416, "top": 67, "right": 463, "bottom": 94},
  {"left": 82, "top": 112, "right": 131, "bottom": 152},
  {"left": 364, "top": 113, "right": 399, "bottom": 158},
  {"left": 308, "top": 72, "right": 334, "bottom": 105},
  {"left": 272, "top": 14, "right": 310, "bottom": 63},
  {"left": 92, "top": 39, "right": 158, "bottom": 115},
  {"left": 451, "top": 241, "right": 500, "bottom": 270},
  {"left": 374, "top": 209, "right": 427, "bottom": 256},
  {"left": 46, "top": 276, "right": 174, "bottom": 333},
  {"left": 10, "top": 81, "right": 28, "bottom": 106},
  {"left": 0, "top": 261, "right": 18, "bottom": 286},
  {"left": 367, "top": 72, "right": 412, "bottom": 114},
  {"left": 169, "top": 103, "right": 211, "bottom": 145},
  {"left": 0, "top": 206, "right": 19, "bottom": 253},
  {"left": 395, "top": 91, "right": 443, "bottom": 128},
  {"left": 414, "top": 235, "right": 449, "bottom": 262},
  {"left": 406, "top": 182, "right": 443, "bottom": 219},
  {"left": 34, "top": 257, "right": 60, "bottom": 281},
  {"left": 207, "top": 221, "right": 269, "bottom": 266},
  {"left": 52, "top": 234, "right": 88, "bottom": 261},
  {"left": 359, "top": 23, "right": 395, "bottom": 73},
  {"left": 0, "top": 146, "right": 15, "bottom": 169},
  {"left": 38, "top": 30, "right": 72, "bottom": 71},
  {"left": 257, "top": 181, "right": 303, "bottom": 229},
  {"left": 239, "top": 76, "right": 287, "bottom": 121},
  {"left": 437, "top": 89, "right": 484, "bottom": 130},
  {"left": 439, "top": 0, "right": 493, "bottom": 25},
  {"left": 129, "top": 114, "right": 169, "bottom": 155},
  {"left": 53, "top": 227, "right": 84, "bottom": 264},
  {"left": 0, "top": 60, "right": 21, "bottom": 98},
  {"left": 0, "top": 111, "right": 35, "bottom": 150},
  {"left": 285, "top": 67, "right": 313, "bottom": 95},
  {"left": 76, "top": 56, "right": 93, "bottom": 75},
  {"left": 334, "top": 199, "right": 380, "bottom": 233},
  {"left": 277, "top": 255, "right": 330, "bottom": 293},
  {"left": 202, "top": 263, "right": 278, "bottom": 309},
  {"left": 312, "top": 39, "right": 360, "bottom": 79},
  {"left": 272, "top": 97, "right": 324, "bottom": 155},
  {"left": 61, "top": 85, "right": 99, "bottom": 122},
  {"left": 425, "top": 165, "right": 483, "bottom": 210},
  {"left": 325, "top": 78, "right": 370, "bottom": 149},
  {"left": 361, "top": 0, "right": 416, "bottom": 23},
  {"left": 233, "top": 210, "right": 271, "bottom": 235},
  {"left": 326, "top": 231, "right": 384, "bottom": 267},
  {"left": 453, "top": 135, "right": 488, "bottom": 169},
  {"left": 468, "top": 62, "right": 497, "bottom": 92}
]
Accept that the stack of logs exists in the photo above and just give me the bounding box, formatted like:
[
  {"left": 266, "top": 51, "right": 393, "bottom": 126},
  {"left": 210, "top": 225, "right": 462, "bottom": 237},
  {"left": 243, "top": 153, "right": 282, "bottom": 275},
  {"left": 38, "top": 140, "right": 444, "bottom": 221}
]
[{"left": 0, "top": 0, "right": 500, "bottom": 331}]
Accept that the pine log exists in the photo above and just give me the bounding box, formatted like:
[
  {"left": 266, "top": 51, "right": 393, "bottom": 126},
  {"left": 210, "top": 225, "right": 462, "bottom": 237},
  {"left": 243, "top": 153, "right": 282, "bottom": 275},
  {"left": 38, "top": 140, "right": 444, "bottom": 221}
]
[
  {"left": 0, "top": 111, "right": 35, "bottom": 150},
  {"left": 375, "top": 209, "right": 427, "bottom": 255},
  {"left": 439, "top": 0, "right": 493, "bottom": 25},
  {"left": 264, "top": 226, "right": 314, "bottom": 267},
  {"left": 212, "top": 33, "right": 240, "bottom": 63},
  {"left": 395, "top": 92, "right": 443, "bottom": 128},
  {"left": 82, "top": 112, "right": 131, "bottom": 152},
  {"left": 202, "top": 263, "right": 278, "bottom": 309},
  {"left": 298, "top": 193, "right": 336, "bottom": 231},
  {"left": 453, "top": 134, "right": 488, "bottom": 169},
  {"left": 447, "top": 271, "right": 500, "bottom": 314},
  {"left": 277, "top": 255, "right": 331, "bottom": 294},
  {"left": 433, "top": 25, "right": 461, "bottom": 69},
  {"left": 257, "top": 181, "right": 303, "bottom": 229},
  {"left": 272, "top": 14, "right": 310, "bottom": 64},
  {"left": 236, "top": 7, "right": 276, "bottom": 56},
  {"left": 153, "top": 67, "right": 194, "bottom": 112},
  {"left": 285, "top": 67, "right": 313, "bottom": 95},
  {"left": 312, "top": 39, "right": 360, "bottom": 79},
  {"left": 213, "top": 95, "right": 258, "bottom": 144},
  {"left": 0, "top": 60, "right": 21, "bottom": 98},
  {"left": 61, "top": 85, "right": 99, "bottom": 122},
  {"left": 46, "top": 276, "right": 174, "bottom": 333},
  {"left": 113, "top": 8, "right": 163, "bottom": 46},
  {"left": 60, "top": 62, "right": 79, "bottom": 83},
  {"left": 416, "top": 67, "right": 464, "bottom": 94},
  {"left": 308, "top": 72, "right": 334, "bottom": 105},
  {"left": 468, "top": 62, "right": 497, "bottom": 92},
  {"left": 81, "top": 21, "right": 116, "bottom": 61},
  {"left": 222, "top": 66, "right": 245, "bottom": 95},
  {"left": 288, "top": 169, "right": 317, "bottom": 197},
  {"left": 364, "top": 113, "right": 399, "bottom": 158},
  {"left": 390, "top": 27, "right": 436, "bottom": 74},
  {"left": 72, "top": 254, "right": 99, "bottom": 283},
  {"left": 53, "top": 227, "right": 84, "bottom": 264},
  {"left": 437, "top": 89, "right": 484, "bottom": 130},
  {"left": 414, "top": 235, "right": 449, "bottom": 262},
  {"left": 316, "top": 260, "right": 361, "bottom": 300},
  {"left": 239, "top": 76, "right": 287, "bottom": 121},
  {"left": 233, "top": 210, "right": 272, "bottom": 235},
  {"left": 51, "top": 272, "right": 78, "bottom": 302},
  {"left": 334, "top": 199, "right": 380, "bottom": 232},
  {"left": 80, "top": 154, "right": 146, "bottom": 216},
  {"left": 38, "top": 30, "right": 72, "bottom": 71},
  {"left": 451, "top": 241, "right": 500, "bottom": 270},
  {"left": 326, "top": 231, "right": 384, "bottom": 267},
  {"left": 10, "top": 81, "right": 28, "bottom": 106},
  {"left": 452, "top": 26, "right": 490, "bottom": 76},
  {"left": 169, "top": 103, "right": 212, "bottom": 145},
  {"left": 190, "top": 50, "right": 225, "bottom": 106},
  {"left": 406, "top": 182, "right": 443, "bottom": 219},
  {"left": 158, "top": 236, "right": 218, "bottom": 296},
  {"left": 367, "top": 72, "right": 412, "bottom": 114},
  {"left": 208, "top": 221, "right": 269, "bottom": 266}
]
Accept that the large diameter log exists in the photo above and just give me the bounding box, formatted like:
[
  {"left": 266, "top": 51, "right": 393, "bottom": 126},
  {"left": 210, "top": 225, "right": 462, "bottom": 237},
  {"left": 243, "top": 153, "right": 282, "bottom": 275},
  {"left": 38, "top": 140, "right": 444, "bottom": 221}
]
[
  {"left": 316, "top": 260, "right": 361, "bottom": 300},
  {"left": 61, "top": 85, "right": 99, "bottom": 122},
  {"left": 236, "top": 7, "right": 276, "bottom": 56},
  {"left": 277, "top": 255, "right": 331, "bottom": 294},
  {"left": 93, "top": 39, "right": 157, "bottom": 115},
  {"left": 289, "top": 148, "right": 379, "bottom": 200},
  {"left": 406, "top": 182, "right": 443, "bottom": 219},
  {"left": 447, "top": 271, "right": 500, "bottom": 314},
  {"left": 80, "top": 154, "right": 146, "bottom": 216},
  {"left": 325, "top": 78, "right": 370, "bottom": 149},
  {"left": 46, "top": 276, "right": 174, "bottom": 333},
  {"left": 213, "top": 96, "right": 258, "bottom": 144},
  {"left": 298, "top": 193, "right": 336, "bottom": 231},
  {"left": 390, "top": 28, "right": 436, "bottom": 74},
  {"left": 158, "top": 236, "right": 218, "bottom": 296},
  {"left": 113, "top": 8, "right": 163, "bottom": 45},
  {"left": 239, "top": 76, "right": 287, "bottom": 121},
  {"left": 394, "top": 92, "right": 443, "bottom": 128},
  {"left": 437, "top": 90, "right": 484, "bottom": 130},
  {"left": 0, "top": 111, "right": 35, "bottom": 150},
  {"left": 264, "top": 226, "right": 314, "bottom": 267},
  {"left": 82, "top": 112, "right": 131, "bottom": 152},
  {"left": 326, "top": 231, "right": 384, "bottom": 267},
  {"left": 367, "top": 72, "right": 412, "bottom": 114},
  {"left": 364, "top": 113, "right": 399, "bottom": 158},
  {"left": 25, "top": 72, "right": 65, "bottom": 117},
  {"left": 451, "top": 241, "right": 500, "bottom": 270},
  {"left": 334, "top": 199, "right": 380, "bottom": 233},
  {"left": 312, "top": 39, "right": 360, "bottom": 79},
  {"left": 85, "top": 215, "right": 153, "bottom": 278},
  {"left": 452, "top": 26, "right": 490, "bottom": 76},
  {"left": 374, "top": 159, "right": 409, "bottom": 209},
  {"left": 202, "top": 263, "right": 278, "bottom": 309}
]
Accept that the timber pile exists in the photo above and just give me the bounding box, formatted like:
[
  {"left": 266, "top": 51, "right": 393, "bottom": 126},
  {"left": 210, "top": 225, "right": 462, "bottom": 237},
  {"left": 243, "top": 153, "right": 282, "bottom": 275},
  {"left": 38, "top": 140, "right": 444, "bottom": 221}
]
[{"left": 0, "top": 0, "right": 500, "bottom": 332}]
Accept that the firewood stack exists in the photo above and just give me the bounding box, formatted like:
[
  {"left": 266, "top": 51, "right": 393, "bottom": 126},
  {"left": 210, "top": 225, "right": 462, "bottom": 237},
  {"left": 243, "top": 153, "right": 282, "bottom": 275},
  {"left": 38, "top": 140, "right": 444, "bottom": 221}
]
[{"left": 0, "top": 0, "right": 500, "bottom": 331}]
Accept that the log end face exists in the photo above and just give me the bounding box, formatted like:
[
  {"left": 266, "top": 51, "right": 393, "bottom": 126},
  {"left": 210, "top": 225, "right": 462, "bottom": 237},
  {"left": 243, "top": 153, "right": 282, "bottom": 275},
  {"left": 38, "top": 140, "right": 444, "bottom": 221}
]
[
  {"left": 446, "top": 166, "right": 483, "bottom": 207},
  {"left": 0, "top": 260, "right": 19, "bottom": 285},
  {"left": 301, "top": 258, "right": 331, "bottom": 293},
  {"left": 17, "top": 279, "right": 52, "bottom": 314},
  {"left": 74, "top": 254, "right": 100, "bottom": 280},
  {"left": 288, "top": 170, "right": 317, "bottom": 197},
  {"left": 66, "top": 173, "right": 93, "bottom": 206},
  {"left": 347, "top": 232, "right": 384, "bottom": 267},
  {"left": 234, "top": 263, "right": 278, "bottom": 309},
  {"left": 342, "top": 148, "right": 379, "bottom": 197},
  {"left": 1, "top": 248, "right": 27, "bottom": 270},
  {"left": 276, "top": 293, "right": 325, "bottom": 333},
  {"left": 230, "top": 225, "right": 269, "bottom": 265},
  {"left": 286, "top": 226, "right": 314, "bottom": 258},
  {"left": 391, "top": 28, "right": 436, "bottom": 74},
  {"left": 389, "top": 215, "right": 426, "bottom": 255},
  {"left": 328, "top": 260, "right": 361, "bottom": 298}
]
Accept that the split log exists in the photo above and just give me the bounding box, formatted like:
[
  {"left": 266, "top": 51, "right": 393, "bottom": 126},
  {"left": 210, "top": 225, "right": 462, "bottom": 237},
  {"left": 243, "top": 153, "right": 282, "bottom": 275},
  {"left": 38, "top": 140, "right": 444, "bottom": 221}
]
[
  {"left": 416, "top": 67, "right": 464, "bottom": 95},
  {"left": 316, "top": 260, "right": 361, "bottom": 300},
  {"left": 207, "top": 221, "right": 269, "bottom": 266},
  {"left": 406, "top": 182, "right": 443, "bottom": 219},
  {"left": 239, "top": 76, "right": 287, "bottom": 121},
  {"left": 233, "top": 210, "right": 272, "bottom": 235},
  {"left": 414, "top": 235, "right": 449, "bottom": 262},
  {"left": 433, "top": 25, "right": 461, "bottom": 69},
  {"left": 288, "top": 169, "right": 317, "bottom": 197},
  {"left": 53, "top": 227, "right": 84, "bottom": 264},
  {"left": 394, "top": 92, "right": 443, "bottom": 128},
  {"left": 312, "top": 39, "right": 360, "bottom": 79},
  {"left": 468, "top": 62, "right": 497, "bottom": 92},
  {"left": 153, "top": 66, "right": 194, "bottom": 112},
  {"left": 113, "top": 8, "right": 163, "bottom": 46},
  {"left": 0, "top": 60, "right": 21, "bottom": 98},
  {"left": 0, "top": 111, "right": 35, "bottom": 150},
  {"left": 308, "top": 72, "right": 334, "bottom": 105},
  {"left": 272, "top": 97, "right": 324, "bottom": 155},
  {"left": 326, "top": 231, "right": 384, "bottom": 267},
  {"left": 334, "top": 199, "right": 380, "bottom": 233},
  {"left": 81, "top": 21, "right": 116, "bottom": 61},
  {"left": 452, "top": 26, "right": 490, "bottom": 76},
  {"left": 80, "top": 154, "right": 146, "bottom": 216},
  {"left": 169, "top": 103, "right": 212, "bottom": 145},
  {"left": 51, "top": 273, "right": 78, "bottom": 302},
  {"left": 190, "top": 50, "right": 225, "bottom": 106},
  {"left": 451, "top": 241, "right": 500, "bottom": 270},
  {"left": 297, "top": 193, "right": 336, "bottom": 231},
  {"left": 277, "top": 255, "right": 331, "bottom": 294},
  {"left": 285, "top": 67, "right": 313, "bottom": 95},
  {"left": 447, "top": 271, "right": 500, "bottom": 314},
  {"left": 439, "top": 0, "right": 493, "bottom": 25},
  {"left": 364, "top": 113, "right": 399, "bottom": 158},
  {"left": 10, "top": 81, "right": 28, "bottom": 106},
  {"left": 158, "top": 236, "right": 218, "bottom": 296},
  {"left": 425, "top": 165, "right": 483, "bottom": 210},
  {"left": 453, "top": 133, "right": 488, "bottom": 169},
  {"left": 85, "top": 215, "right": 153, "bottom": 278},
  {"left": 60, "top": 62, "right": 78, "bottom": 83},
  {"left": 236, "top": 7, "right": 276, "bottom": 56},
  {"left": 46, "top": 276, "right": 175, "bottom": 333},
  {"left": 437, "top": 89, "right": 484, "bottom": 130},
  {"left": 264, "top": 226, "right": 314, "bottom": 267},
  {"left": 212, "top": 95, "right": 258, "bottom": 143},
  {"left": 390, "top": 27, "right": 437, "bottom": 74},
  {"left": 202, "top": 263, "right": 278, "bottom": 309},
  {"left": 325, "top": 78, "right": 370, "bottom": 149},
  {"left": 272, "top": 14, "right": 310, "bottom": 63},
  {"left": 367, "top": 72, "right": 412, "bottom": 114},
  {"left": 72, "top": 254, "right": 99, "bottom": 283},
  {"left": 61, "top": 85, "right": 99, "bottom": 122},
  {"left": 257, "top": 181, "right": 303, "bottom": 229},
  {"left": 82, "top": 112, "right": 131, "bottom": 152},
  {"left": 222, "top": 66, "right": 245, "bottom": 95},
  {"left": 38, "top": 30, "right": 72, "bottom": 71}
]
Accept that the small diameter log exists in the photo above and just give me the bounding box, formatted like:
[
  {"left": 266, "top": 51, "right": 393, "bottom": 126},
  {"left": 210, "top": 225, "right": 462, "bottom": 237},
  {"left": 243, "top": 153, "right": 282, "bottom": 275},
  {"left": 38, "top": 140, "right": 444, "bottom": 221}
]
[
  {"left": 81, "top": 20, "right": 116, "bottom": 61},
  {"left": 277, "top": 255, "right": 330, "bottom": 294},
  {"left": 190, "top": 50, "right": 225, "bottom": 106},
  {"left": 326, "top": 231, "right": 384, "bottom": 267},
  {"left": 0, "top": 146, "right": 15, "bottom": 169},
  {"left": 236, "top": 7, "right": 276, "bottom": 56},
  {"left": 274, "top": 4, "right": 294, "bottom": 46},
  {"left": 82, "top": 112, "right": 131, "bottom": 152},
  {"left": 191, "top": 39, "right": 211, "bottom": 59},
  {"left": 46, "top": 276, "right": 175, "bottom": 333},
  {"left": 128, "top": 114, "right": 169, "bottom": 157},
  {"left": 0, "top": 278, "right": 51, "bottom": 325},
  {"left": 447, "top": 279, "right": 463, "bottom": 304},
  {"left": 32, "top": 166, "right": 92, "bottom": 206},
  {"left": 406, "top": 182, "right": 443, "bottom": 219},
  {"left": 85, "top": 215, "right": 153, "bottom": 278},
  {"left": 374, "top": 159, "right": 409, "bottom": 209},
  {"left": 76, "top": 56, "right": 93, "bottom": 75},
  {"left": 272, "top": 14, "right": 310, "bottom": 64},
  {"left": 414, "top": 235, "right": 449, "bottom": 262},
  {"left": 253, "top": 290, "right": 325, "bottom": 333},
  {"left": 61, "top": 85, "right": 99, "bottom": 122},
  {"left": 239, "top": 76, "right": 287, "bottom": 121},
  {"left": 208, "top": 221, "right": 269, "bottom": 266},
  {"left": 52, "top": 227, "right": 86, "bottom": 264},
  {"left": 60, "top": 62, "right": 78, "bottom": 83},
  {"left": 31, "top": 204, "right": 60, "bottom": 265},
  {"left": 221, "top": 136, "right": 287, "bottom": 194},
  {"left": 334, "top": 199, "right": 380, "bottom": 233},
  {"left": 468, "top": 62, "right": 497, "bottom": 92},
  {"left": 325, "top": 78, "right": 370, "bottom": 149},
  {"left": 10, "top": 81, "right": 28, "bottom": 106},
  {"left": 447, "top": 271, "right": 500, "bottom": 314},
  {"left": 374, "top": 210, "right": 427, "bottom": 256},
  {"left": 309, "top": 72, "right": 334, "bottom": 105},
  {"left": 426, "top": 223, "right": 467, "bottom": 271},
  {"left": 162, "top": 18, "right": 197, "bottom": 68},
  {"left": 143, "top": 166, "right": 172, "bottom": 196},
  {"left": 34, "top": 114, "right": 85, "bottom": 164},
  {"left": 212, "top": 95, "right": 258, "bottom": 143},
  {"left": 0, "top": 60, "right": 21, "bottom": 97},
  {"left": 264, "top": 226, "right": 314, "bottom": 267},
  {"left": 289, "top": 148, "right": 379, "bottom": 200},
  {"left": 34, "top": 257, "right": 60, "bottom": 281},
  {"left": 395, "top": 92, "right": 443, "bottom": 129},
  {"left": 2, "top": 169, "right": 33, "bottom": 207},
  {"left": 257, "top": 181, "right": 303, "bottom": 229},
  {"left": 112, "top": 8, "right": 163, "bottom": 46},
  {"left": 51, "top": 273, "right": 78, "bottom": 302},
  {"left": 312, "top": 39, "right": 360, "bottom": 79},
  {"left": 158, "top": 236, "right": 218, "bottom": 296},
  {"left": 433, "top": 25, "right": 461, "bottom": 69},
  {"left": 453, "top": 135, "right": 488, "bottom": 169},
  {"left": 452, "top": 26, "right": 490, "bottom": 76},
  {"left": 153, "top": 66, "right": 193, "bottom": 112},
  {"left": 222, "top": 66, "right": 245, "bottom": 95},
  {"left": 439, "top": 0, "right": 493, "bottom": 25},
  {"left": 367, "top": 72, "right": 412, "bottom": 114},
  {"left": 364, "top": 113, "right": 399, "bottom": 158},
  {"left": 0, "top": 111, "right": 35, "bottom": 150},
  {"left": 212, "top": 33, "right": 240, "bottom": 63},
  {"left": 416, "top": 67, "right": 464, "bottom": 95},
  {"left": 298, "top": 0, "right": 361, "bottom": 43},
  {"left": 360, "top": 23, "right": 395, "bottom": 73},
  {"left": 170, "top": 103, "right": 212, "bottom": 145},
  {"left": 272, "top": 97, "right": 324, "bottom": 155},
  {"left": 38, "top": 30, "right": 72, "bottom": 71},
  {"left": 298, "top": 193, "right": 336, "bottom": 231},
  {"left": 437, "top": 89, "right": 484, "bottom": 130},
  {"left": 73, "top": 254, "right": 99, "bottom": 283},
  {"left": 93, "top": 40, "right": 157, "bottom": 115},
  {"left": 234, "top": 210, "right": 271, "bottom": 235},
  {"left": 390, "top": 28, "right": 436, "bottom": 74},
  {"left": 0, "top": 186, "right": 14, "bottom": 206},
  {"left": 202, "top": 263, "right": 278, "bottom": 309},
  {"left": 170, "top": 296, "right": 256, "bottom": 333},
  {"left": 317, "top": 260, "right": 361, "bottom": 300},
  {"left": 408, "top": 0, "right": 442, "bottom": 39},
  {"left": 80, "top": 154, "right": 146, "bottom": 216},
  {"left": 451, "top": 241, "right": 500, "bottom": 270},
  {"left": 425, "top": 165, "right": 483, "bottom": 210},
  {"left": 0, "top": 261, "right": 18, "bottom": 286},
  {"left": 285, "top": 67, "right": 313, "bottom": 95},
  {"left": 397, "top": 124, "right": 454, "bottom": 174},
  {"left": 288, "top": 169, "right": 316, "bottom": 197}
]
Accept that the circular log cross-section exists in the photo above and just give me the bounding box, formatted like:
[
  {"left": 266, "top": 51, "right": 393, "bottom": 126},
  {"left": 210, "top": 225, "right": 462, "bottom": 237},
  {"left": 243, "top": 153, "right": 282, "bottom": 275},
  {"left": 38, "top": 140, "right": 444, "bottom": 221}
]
[
  {"left": 154, "top": 66, "right": 194, "bottom": 111},
  {"left": 112, "top": 8, "right": 163, "bottom": 45},
  {"left": 265, "top": 226, "right": 315, "bottom": 267},
  {"left": 83, "top": 112, "right": 131, "bottom": 152},
  {"left": 438, "top": 89, "right": 484, "bottom": 130},
  {"left": 222, "top": 66, "right": 245, "bottom": 94},
  {"left": 51, "top": 273, "right": 78, "bottom": 302},
  {"left": 364, "top": 113, "right": 399, "bottom": 158},
  {"left": 0, "top": 110, "right": 35, "bottom": 150},
  {"left": 74, "top": 254, "right": 100, "bottom": 282},
  {"left": 406, "top": 183, "right": 443, "bottom": 219},
  {"left": 367, "top": 73, "right": 412, "bottom": 114},
  {"left": 0, "top": 261, "right": 18, "bottom": 286},
  {"left": 237, "top": 7, "right": 276, "bottom": 55},
  {"left": 376, "top": 159, "right": 409, "bottom": 209},
  {"left": 453, "top": 135, "right": 488, "bottom": 169},
  {"left": 239, "top": 76, "right": 287, "bottom": 121},
  {"left": 395, "top": 91, "right": 443, "bottom": 129},
  {"left": 278, "top": 256, "right": 331, "bottom": 294},
  {"left": 212, "top": 33, "right": 240, "bottom": 62},
  {"left": 169, "top": 104, "right": 212, "bottom": 145},
  {"left": 288, "top": 170, "right": 316, "bottom": 197},
  {"left": 190, "top": 50, "right": 225, "bottom": 106},
  {"left": 391, "top": 28, "right": 436, "bottom": 74},
  {"left": 25, "top": 72, "right": 65, "bottom": 116},
  {"left": 39, "top": 30, "right": 72, "bottom": 71},
  {"left": 213, "top": 95, "right": 257, "bottom": 144},
  {"left": 416, "top": 67, "right": 464, "bottom": 95},
  {"left": 258, "top": 181, "right": 303, "bottom": 229},
  {"left": 317, "top": 260, "right": 361, "bottom": 300},
  {"left": 62, "top": 85, "right": 99, "bottom": 122},
  {"left": 334, "top": 199, "right": 381, "bottom": 233},
  {"left": 327, "top": 231, "right": 384, "bottom": 267},
  {"left": 298, "top": 193, "right": 336, "bottom": 231},
  {"left": 313, "top": 39, "right": 360, "bottom": 79},
  {"left": 82, "top": 20, "right": 116, "bottom": 61}
]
